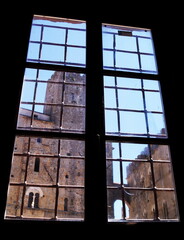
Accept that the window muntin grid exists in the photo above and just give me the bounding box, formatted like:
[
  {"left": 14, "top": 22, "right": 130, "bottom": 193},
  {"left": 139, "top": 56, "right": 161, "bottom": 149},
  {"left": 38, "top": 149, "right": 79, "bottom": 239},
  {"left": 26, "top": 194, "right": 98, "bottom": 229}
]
[
  {"left": 5, "top": 137, "right": 85, "bottom": 220},
  {"left": 4, "top": 16, "right": 179, "bottom": 223},
  {"left": 27, "top": 16, "right": 86, "bottom": 67},
  {"left": 17, "top": 68, "right": 86, "bottom": 133},
  {"left": 102, "top": 24, "right": 157, "bottom": 74},
  {"left": 106, "top": 142, "right": 179, "bottom": 222},
  {"left": 103, "top": 23, "right": 179, "bottom": 223},
  {"left": 104, "top": 76, "right": 167, "bottom": 138},
  {"left": 5, "top": 15, "right": 86, "bottom": 221}
]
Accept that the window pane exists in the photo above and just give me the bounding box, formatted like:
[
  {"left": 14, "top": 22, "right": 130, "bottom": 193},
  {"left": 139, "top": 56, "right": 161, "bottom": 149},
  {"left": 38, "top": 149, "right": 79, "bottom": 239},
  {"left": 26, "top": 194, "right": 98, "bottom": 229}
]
[
  {"left": 105, "top": 110, "right": 118, "bottom": 133},
  {"left": 106, "top": 141, "right": 179, "bottom": 222},
  {"left": 102, "top": 24, "right": 158, "bottom": 74},
  {"left": 67, "top": 29, "right": 86, "bottom": 46},
  {"left": 43, "top": 27, "right": 66, "bottom": 44},
  {"left": 145, "top": 91, "right": 163, "bottom": 112},
  {"left": 157, "top": 191, "right": 179, "bottom": 220},
  {"left": 66, "top": 47, "right": 85, "bottom": 65},
  {"left": 118, "top": 89, "right": 144, "bottom": 110},
  {"left": 117, "top": 77, "right": 141, "bottom": 89},
  {"left": 116, "top": 35, "right": 137, "bottom": 51},
  {"left": 127, "top": 190, "right": 155, "bottom": 220},
  {"left": 138, "top": 38, "right": 154, "bottom": 54},
  {"left": 116, "top": 52, "right": 139, "bottom": 69},
  {"left": 41, "top": 44, "right": 65, "bottom": 63},
  {"left": 57, "top": 188, "right": 84, "bottom": 220},
  {"left": 27, "top": 16, "right": 86, "bottom": 67},
  {"left": 147, "top": 113, "right": 166, "bottom": 136},
  {"left": 104, "top": 77, "right": 167, "bottom": 138},
  {"left": 5, "top": 137, "right": 85, "bottom": 220},
  {"left": 104, "top": 88, "right": 116, "bottom": 108},
  {"left": 17, "top": 69, "right": 86, "bottom": 133},
  {"left": 120, "top": 111, "right": 147, "bottom": 135}
]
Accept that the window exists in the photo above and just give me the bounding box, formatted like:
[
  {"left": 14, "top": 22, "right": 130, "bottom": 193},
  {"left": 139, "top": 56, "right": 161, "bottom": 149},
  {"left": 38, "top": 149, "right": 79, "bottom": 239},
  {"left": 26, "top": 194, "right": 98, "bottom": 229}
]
[
  {"left": 4, "top": 15, "right": 179, "bottom": 223},
  {"left": 102, "top": 23, "right": 179, "bottom": 222},
  {"left": 34, "top": 157, "right": 40, "bottom": 172},
  {"left": 4, "top": 15, "right": 86, "bottom": 221}
]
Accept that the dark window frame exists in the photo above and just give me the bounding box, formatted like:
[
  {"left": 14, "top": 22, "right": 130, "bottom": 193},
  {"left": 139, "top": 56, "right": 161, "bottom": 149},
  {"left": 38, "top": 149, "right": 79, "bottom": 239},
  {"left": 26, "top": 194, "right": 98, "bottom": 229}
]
[{"left": 1, "top": 13, "right": 181, "bottom": 228}]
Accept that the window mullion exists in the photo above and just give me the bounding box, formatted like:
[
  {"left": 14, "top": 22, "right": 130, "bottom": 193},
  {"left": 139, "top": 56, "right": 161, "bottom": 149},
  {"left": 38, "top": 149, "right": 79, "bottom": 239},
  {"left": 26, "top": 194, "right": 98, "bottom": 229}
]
[{"left": 85, "top": 18, "right": 107, "bottom": 223}]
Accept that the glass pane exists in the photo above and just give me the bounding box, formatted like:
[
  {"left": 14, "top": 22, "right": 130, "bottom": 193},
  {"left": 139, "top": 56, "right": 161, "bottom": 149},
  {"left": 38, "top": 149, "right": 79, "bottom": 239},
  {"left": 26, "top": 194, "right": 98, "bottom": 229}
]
[
  {"left": 105, "top": 110, "right": 118, "bottom": 133},
  {"left": 27, "top": 43, "right": 40, "bottom": 60},
  {"left": 102, "top": 23, "right": 157, "bottom": 74},
  {"left": 117, "top": 77, "right": 141, "bottom": 89},
  {"left": 157, "top": 191, "right": 179, "bottom": 220},
  {"left": 57, "top": 188, "right": 84, "bottom": 220},
  {"left": 153, "top": 163, "right": 175, "bottom": 188},
  {"left": 103, "top": 50, "right": 114, "bottom": 68},
  {"left": 9, "top": 156, "right": 27, "bottom": 183},
  {"left": 147, "top": 113, "right": 166, "bottom": 136},
  {"left": 5, "top": 186, "right": 23, "bottom": 217},
  {"left": 43, "top": 27, "right": 66, "bottom": 44},
  {"left": 62, "top": 106, "right": 85, "bottom": 132},
  {"left": 143, "top": 79, "right": 159, "bottom": 90},
  {"left": 27, "top": 15, "right": 86, "bottom": 67},
  {"left": 41, "top": 44, "right": 65, "bottom": 63},
  {"left": 150, "top": 144, "right": 171, "bottom": 161},
  {"left": 30, "top": 25, "right": 41, "bottom": 41},
  {"left": 23, "top": 187, "right": 56, "bottom": 219},
  {"left": 106, "top": 160, "right": 121, "bottom": 186},
  {"left": 67, "top": 29, "right": 86, "bottom": 46},
  {"left": 59, "top": 159, "right": 84, "bottom": 185},
  {"left": 116, "top": 52, "right": 139, "bottom": 69},
  {"left": 104, "top": 88, "right": 116, "bottom": 108},
  {"left": 138, "top": 38, "right": 154, "bottom": 54},
  {"left": 17, "top": 69, "right": 86, "bottom": 133},
  {"left": 5, "top": 137, "right": 85, "bottom": 220},
  {"left": 118, "top": 89, "right": 144, "bottom": 110},
  {"left": 127, "top": 190, "right": 155, "bottom": 220},
  {"left": 104, "top": 76, "right": 167, "bottom": 138},
  {"left": 121, "top": 143, "right": 149, "bottom": 160},
  {"left": 145, "top": 91, "right": 163, "bottom": 112},
  {"left": 26, "top": 157, "right": 58, "bottom": 185},
  {"left": 141, "top": 55, "right": 157, "bottom": 72},
  {"left": 66, "top": 47, "right": 85, "bottom": 65},
  {"left": 106, "top": 141, "right": 179, "bottom": 222},
  {"left": 122, "top": 161, "right": 153, "bottom": 187},
  {"left": 120, "top": 111, "right": 147, "bottom": 135},
  {"left": 115, "top": 35, "right": 137, "bottom": 51},
  {"left": 21, "top": 81, "right": 35, "bottom": 102},
  {"left": 107, "top": 188, "right": 125, "bottom": 220}
]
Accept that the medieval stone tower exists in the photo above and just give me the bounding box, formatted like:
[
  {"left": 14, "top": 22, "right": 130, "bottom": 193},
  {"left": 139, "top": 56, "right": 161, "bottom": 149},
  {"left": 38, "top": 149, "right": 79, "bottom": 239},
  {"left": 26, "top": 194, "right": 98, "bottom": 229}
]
[
  {"left": 5, "top": 71, "right": 178, "bottom": 221},
  {"left": 5, "top": 71, "right": 86, "bottom": 220}
]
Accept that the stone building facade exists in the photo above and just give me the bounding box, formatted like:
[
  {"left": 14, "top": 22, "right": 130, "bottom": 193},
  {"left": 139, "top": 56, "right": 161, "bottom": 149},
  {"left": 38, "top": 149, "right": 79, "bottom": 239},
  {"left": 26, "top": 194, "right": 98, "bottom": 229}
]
[
  {"left": 5, "top": 70, "right": 178, "bottom": 221},
  {"left": 5, "top": 71, "right": 86, "bottom": 220}
]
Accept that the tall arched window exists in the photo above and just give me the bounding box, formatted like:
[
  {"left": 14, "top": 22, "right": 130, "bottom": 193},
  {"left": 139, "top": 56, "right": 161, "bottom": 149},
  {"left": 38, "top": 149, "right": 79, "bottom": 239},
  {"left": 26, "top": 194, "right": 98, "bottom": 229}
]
[
  {"left": 34, "top": 193, "right": 39, "bottom": 208},
  {"left": 28, "top": 192, "right": 40, "bottom": 208},
  {"left": 28, "top": 192, "right": 33, "bottom": 208},
  {"left": 34, "top": 157, "right": 40, "bottom": 172},
  {"left": 64, "top": 198, "right": 68, "bottom": 211}
]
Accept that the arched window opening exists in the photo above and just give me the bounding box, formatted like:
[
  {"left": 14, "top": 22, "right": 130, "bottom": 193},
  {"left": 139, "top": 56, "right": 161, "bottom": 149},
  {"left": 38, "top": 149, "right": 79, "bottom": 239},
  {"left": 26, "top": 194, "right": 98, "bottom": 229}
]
[
  {"left": 34, "top": 193, "right": 39, "bottom": 208},
  {"left": 64, "top": 198, "right": 68, "bottom": 211},
  {"left": 34, "top": 157, "right": 40, "bottom": 172},
  {"left": 28, "top": 192, "right": 34, "bottom": 208}
]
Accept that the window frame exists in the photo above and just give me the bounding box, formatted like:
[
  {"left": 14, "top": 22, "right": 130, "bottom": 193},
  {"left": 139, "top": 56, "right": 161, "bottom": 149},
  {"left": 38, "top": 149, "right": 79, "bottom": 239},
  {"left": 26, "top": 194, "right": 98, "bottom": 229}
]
[{"left": 1, "top": 14, "right": 180, "bottom": 226}]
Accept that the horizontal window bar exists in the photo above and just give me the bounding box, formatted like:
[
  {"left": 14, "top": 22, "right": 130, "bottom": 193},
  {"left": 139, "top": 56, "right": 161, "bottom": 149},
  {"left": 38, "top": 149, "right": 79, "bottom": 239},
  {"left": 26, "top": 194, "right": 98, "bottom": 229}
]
[
  {"left": 26, "top": 62, "right": 87, "bottom": 73},
  {"left": 103, "top": 69, "right": 159, "bottom": 80},
  {"left": 15, "top": 129, "right": 86, "bottom": 140},
  {"left": 105, "top": 135, "right": 169, "bottom": 145}
]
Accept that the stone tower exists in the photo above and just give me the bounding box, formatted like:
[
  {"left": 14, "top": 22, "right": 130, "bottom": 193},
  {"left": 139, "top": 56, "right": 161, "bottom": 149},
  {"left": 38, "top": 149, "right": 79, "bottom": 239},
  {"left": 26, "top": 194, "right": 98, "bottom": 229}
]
[{"left": 5, "top": 71, "right": 86, "bottom": 220}]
